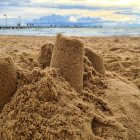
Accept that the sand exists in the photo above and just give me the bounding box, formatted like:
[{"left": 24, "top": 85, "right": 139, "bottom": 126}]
[
  {"left": 0, "top": 55, "right": 17, "bottom": 112},
  {"left": 84, "top": 48, "right": 105, "bottom": 75},
  {"left": 0, "top": 35, "right": 140, "bottom": 140},
  {"left": 50, "top": 34, "right": 84, "bottom": 92},
  {"left": 38, "top": 42, "right": 54, "bottom": 68}
]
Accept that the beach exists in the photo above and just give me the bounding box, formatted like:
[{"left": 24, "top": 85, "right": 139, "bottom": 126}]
[
  {"left": 0, "top": 35, "right": 139, "bottom": 83},
  {"left": 0, "top": 35, "right": 140, "bottom": 140}
]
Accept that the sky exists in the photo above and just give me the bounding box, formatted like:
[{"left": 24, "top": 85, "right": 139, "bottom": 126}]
[{"left": 0, "top": 0, "right": 140, "bottom": 25}]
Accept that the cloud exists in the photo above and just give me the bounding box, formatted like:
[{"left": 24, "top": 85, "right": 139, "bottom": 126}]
[
  {"left": 115, "top": 10, "right": 140, "bottom": 16},
  {"left": 32, "top": 14, "right": 103, "bottom": 26},
  {"left": 0, "top": 0, "right": 139, "bottom": 10},
  {"left": 0, "top": 0, "right": 31, "bottom": 6},
  {"left": 69, "top": 16, "right": 78, "bottom": 22},
  {"left": 32, "top": 0, "right": 140, "bottom": 7},
  {"left": 0, "top": 6, "right": 137, "bottom": 22},
  {"left": 39, "top": 4, "right": 102, "bottom": 10},
  {"left": 0, "top": 0, "right": 140, "bottom": 25}
]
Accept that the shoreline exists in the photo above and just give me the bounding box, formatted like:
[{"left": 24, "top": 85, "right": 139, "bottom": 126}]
[
  {"left": 0, "top": 34, "right": 140, "bottom": 38},
  {"left": 0, "top": 26, "right": 140, "bottom": 37}
]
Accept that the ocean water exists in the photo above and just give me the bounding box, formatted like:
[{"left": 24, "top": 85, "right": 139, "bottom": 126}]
[{"left": 0, "top": 26, "right": 140, "bottom": 36}]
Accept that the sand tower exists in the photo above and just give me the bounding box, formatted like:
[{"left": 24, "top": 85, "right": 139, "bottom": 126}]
[
  {"left": 84, "top": 48, "right": 105, "bottom": 75},
  {"left": 50, "top": 34, "right": 84, "bottom": 92},
  {"left": 0, "top": 55, "right": 17, "bottom": 112},
  {"left": 38, "top": 43, "right": 54, "bottom": 68}
]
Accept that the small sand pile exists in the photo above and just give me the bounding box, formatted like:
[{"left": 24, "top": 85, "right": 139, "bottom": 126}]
[
  {"left": 105, "top": 79, "right": 140, "bottom": 140},
  {"left": 38, "top": 43, "right": 54, "bottom": 68},
  {"left": 0, "top": 55, "right": 17, "bottom": 112}
]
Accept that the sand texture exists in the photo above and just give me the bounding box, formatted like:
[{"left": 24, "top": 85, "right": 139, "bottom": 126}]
[
  {"left": 38, "top": 42, "right": 54, "bottom": 68},
  {"left": 0, "top": 35, "right": 140, "bottom": 140},
  {"left": 50, "top": 34, "right": 84, "bottom": 92},
  {"left": 84, "top": 47, "right": 105, "bottom": 75},
  {"left": 0, "top": 55, "right": 17, "bottom": 112}
]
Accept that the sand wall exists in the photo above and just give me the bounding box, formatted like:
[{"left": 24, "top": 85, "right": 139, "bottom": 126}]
[
  {"left": 84, "top": 48, "right": 105, "bottom": 75},
  {"left": 38, "top": 43, "right": 54, "bottom": 68},
  {"left": 50, "top": 34, "right": 84, "bottom": 92}
]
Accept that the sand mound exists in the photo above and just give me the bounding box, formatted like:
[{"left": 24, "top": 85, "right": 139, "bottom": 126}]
[
  {"left": 105, "top": 79, "right": 140, "bottom": 140},
  {"left": 50, "top": 34, "right": 84, "bottom": 92},
  {"left": 0, "top": 62, "right": 127, "bottom": 140},
  {"left": 0, "top": 55, "right": 17, "bottom": 112},
  {"left": 38, "top": 43, "right": 54, "bottom": 68},
  {"left": 84, "top": 48, "right": 105, "bottom": 75}
]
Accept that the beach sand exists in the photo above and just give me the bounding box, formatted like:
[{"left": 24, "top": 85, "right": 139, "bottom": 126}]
[{"left": 0, "top": 35, "right": 140, "bottom": 140}]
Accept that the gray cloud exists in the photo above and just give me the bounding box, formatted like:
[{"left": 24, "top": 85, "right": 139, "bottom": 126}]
[
  {"left": 0, "top": 0, "right": 133, "bottom": 11},
  {"left": 0, "top": 0, "right": 31, "bottom": 6},
  {"left": 115, "top": 10, "right": 140, "bottom": 16},
  {"left": 32, "top": 3, "right": 132, "bottom": 11},
  {"left": 0, "top": 0, "right": 30, "bottom": 2}
]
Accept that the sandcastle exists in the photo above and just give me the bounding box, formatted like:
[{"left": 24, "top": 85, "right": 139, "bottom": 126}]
[
  {"left": 0, "top": 55, "right": 17, "bottom": 112},
  {"left": 84, "top": 48, "right": 105, "bottom": 75},
  {"left": 50, "top": 34, "right": 84, "bottom": 92},
  {"left": 38, "top": 43, "right": 54, "bottom": 68}
]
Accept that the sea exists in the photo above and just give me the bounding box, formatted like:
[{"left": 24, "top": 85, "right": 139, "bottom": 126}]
[{"left": 0, "top": 26, "right": 140, "bottom": 36}]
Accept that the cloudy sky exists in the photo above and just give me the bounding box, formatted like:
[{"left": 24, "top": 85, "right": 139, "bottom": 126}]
[{"left": 0, "top": 0, "right": 140, "bottom": 24}]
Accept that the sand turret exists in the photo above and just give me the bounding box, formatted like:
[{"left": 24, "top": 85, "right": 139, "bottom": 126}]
[
  {"left": 84, "top": 48, "right": 105, "bottom": 75},
  {"left": 50, "top": 34, "right": 84, "bottom": 92},
  {"left": 38, "top": 43, "right": 54, "bottom": 68},
  {"left": 0, "top": 55, "right": 17, "bottom": 112}
]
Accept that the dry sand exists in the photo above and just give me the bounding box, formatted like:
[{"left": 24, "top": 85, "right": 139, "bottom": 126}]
[
  {"left": 0, "top": 55, "right": 17, "bottom": 112},
  {"left": 38, "top": 42, "right": 54, "bottom": 68},
  {"left": 0, "top": 35, "right": 140, "bottom": 140}
]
